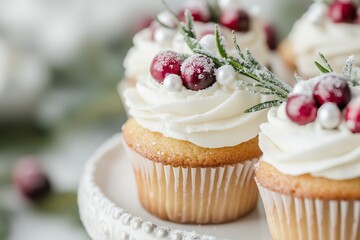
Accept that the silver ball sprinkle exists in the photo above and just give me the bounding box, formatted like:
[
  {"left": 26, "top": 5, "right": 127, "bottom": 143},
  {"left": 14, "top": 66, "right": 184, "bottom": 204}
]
[
  {"left": 154, "top": 28, "right": 175, "bottom": 45},
  {"left": 163, "top": 74, "right": 183, "bottom": 92},
  {"left": 199, "top": 34, "right": 217, "bottom": 54},
  {"left": 157, "top": 11, "right": 176, "bottom": 27},
  {"left": 216, "top": 65, "right": 236, "bottom": 85},
  {"left": 317, "top": 102, "right": 342, "bottom": 129}
]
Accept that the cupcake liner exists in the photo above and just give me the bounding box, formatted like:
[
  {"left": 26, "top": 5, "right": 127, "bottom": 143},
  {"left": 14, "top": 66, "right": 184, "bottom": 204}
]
[
  {"left": 124, "top": 142, "right": 259, "bottom": 224},
  {"left": 256, "top": 181, "right": 360, "bottom": 240}
]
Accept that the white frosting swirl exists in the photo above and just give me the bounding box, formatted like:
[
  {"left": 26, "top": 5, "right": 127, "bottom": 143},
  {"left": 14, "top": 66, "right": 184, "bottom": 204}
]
[
  {"left": 259, "top": 79, "right": 360, "bottom": 180},
  {"left": 124, "top": 18, "right": 269, "bottom": 81},
  {"left": 288, "top": 3, "right": 360, "bottom": 77},
  {"left": 124, "top": 77, "right": 269, "bottom": 148}
]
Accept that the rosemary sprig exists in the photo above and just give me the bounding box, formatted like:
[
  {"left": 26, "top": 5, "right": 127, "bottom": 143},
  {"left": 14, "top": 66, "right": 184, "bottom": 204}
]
[{"left": 173, "top": 12, "right": 292, "bottom": 111}]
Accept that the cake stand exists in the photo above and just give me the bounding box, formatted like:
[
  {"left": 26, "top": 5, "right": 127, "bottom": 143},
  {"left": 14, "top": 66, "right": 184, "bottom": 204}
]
[{"left": 78, "top": 134, "right": 271, "bottom": 240}]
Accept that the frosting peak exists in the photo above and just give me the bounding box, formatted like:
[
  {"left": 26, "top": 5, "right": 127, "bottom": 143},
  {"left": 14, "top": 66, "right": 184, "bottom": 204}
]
[
  {"left": 260, "top": 76, "right": 360, "bottom": 180},
  {"left": 288, "top": 3, "right": 360, "bottom": 77}
]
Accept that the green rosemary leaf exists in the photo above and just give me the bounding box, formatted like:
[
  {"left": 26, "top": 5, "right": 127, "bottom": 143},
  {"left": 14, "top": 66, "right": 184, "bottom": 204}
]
[
  {"left": 246, "top": 89, "right": 277, "bottom": 95},
  {"left": 215, "top": 24, "right": 228, "bottom": 58},
  {"left": 244, "top": 100, "right": 283, "bottom": 113},
  {"left": 185, "top": 10, "right": 197, "bottom": 39},
  {"left": 315, "top": 61, "right": 331, "bottom": 74},
  {"left": 238, "top": 80, "right": 267, "bottom": 89},
  {"left": 184, "top": 34, "right": 200, "bottom": 51},
  {"left": 231, "top": 31, "right": 245, "bottom": 59},
  {"left": 319, "top": 52, "right": 333, "bottom": 72},
  {"left": 342, "top": 55, "right": 355, "bottom": 80}
]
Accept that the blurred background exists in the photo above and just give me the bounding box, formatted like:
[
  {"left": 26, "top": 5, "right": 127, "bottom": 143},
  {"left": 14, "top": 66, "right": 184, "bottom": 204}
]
[{"left": 0, "top": 0, "right": 311, "bottom": 239}]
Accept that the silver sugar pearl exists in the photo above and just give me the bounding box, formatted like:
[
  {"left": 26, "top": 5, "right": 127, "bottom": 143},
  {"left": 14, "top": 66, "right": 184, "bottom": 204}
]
[
  {"left": 317, "top": 102, "right": 342, "bottom": 129},
  {"left": 163, "top": 74, "right": 183, "bottom": 92},
  {"left": 216, "top": 65, "right": 236, "bottom": 86}
]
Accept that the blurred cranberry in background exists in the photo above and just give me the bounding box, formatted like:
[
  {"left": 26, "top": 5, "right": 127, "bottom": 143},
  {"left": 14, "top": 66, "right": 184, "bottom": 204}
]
[
  {"left": 12, "top": 157, "right": 52, "bottom": 202},
  {"left": 263, "top": 22, "right": 278, "bottom": 50}
]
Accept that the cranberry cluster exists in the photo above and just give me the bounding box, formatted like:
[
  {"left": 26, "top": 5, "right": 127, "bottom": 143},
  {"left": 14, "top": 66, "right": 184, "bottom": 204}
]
[
  {"left": 150, "top": 4, "right": 251, "bottom": 39},
  {"left": 150, "top": 50, "right": 217, "bottom": 91},
  {"left": 328, "top": 0, "right": 360, "bottom": 23},
  {"left": 179, "top": 6, "right": 251, "bottom": 32},
  {"left": 286, "top": 73, "right": 360, "bottom": 133}
]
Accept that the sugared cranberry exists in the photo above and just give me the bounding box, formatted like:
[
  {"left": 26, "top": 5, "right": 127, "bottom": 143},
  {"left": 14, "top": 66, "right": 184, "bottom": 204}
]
[
  {"left": 150, "top": 51, "right": 185, "bottom": 83},
  {"left": 219, "top": 9, "right": 250, "bottom": 32},
  {"left": 263, "top": 23, "right": 278, "bottom": 50},
  {"left": 344, "top": 97, "right": 360, "bottom": 133},
  {"left": 313, "top": 73, "right": 351, "bottom": 109},
  {"left": 12, "top": 157, "right": 52, "bottom": 201},
  {"left": 328, "top": 0, "right": 357, "bottom": 23},
  {"left": 179, "top": 8, "right": 210, "bottom": 23},
  {"left": 180, "top": 55, "right": 216, "bottom": 90},
  {"left": 286, "top": 94, "right": 318, "bottom": 125}
]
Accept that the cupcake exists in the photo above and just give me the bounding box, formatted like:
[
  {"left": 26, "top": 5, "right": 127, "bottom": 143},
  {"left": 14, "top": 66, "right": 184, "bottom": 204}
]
[
  {"left": 121, "top": 14, "right": 275, "bottom": 223},
  {"left": 122, "top": 0, "right": 270, "bottom": 87},
  {"left": 255, "top": 57, "right": 360, "bottom": 239},
  {"left": 279, "top": 0, "right": 360, "bottom": 78}
]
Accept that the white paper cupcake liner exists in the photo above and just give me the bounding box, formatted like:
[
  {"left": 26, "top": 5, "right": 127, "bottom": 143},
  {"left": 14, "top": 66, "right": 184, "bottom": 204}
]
[
  {"left": 124, "top": 142, "right": 259, "bottom": 224},
  {"left": 257, "top": 181, "right": 360, "bottom": 240}
]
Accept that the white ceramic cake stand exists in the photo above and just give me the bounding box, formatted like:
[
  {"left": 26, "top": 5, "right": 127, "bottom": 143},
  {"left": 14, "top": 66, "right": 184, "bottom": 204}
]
[{"left": 78, "top": 134, "right": 271, "bottom": 240}]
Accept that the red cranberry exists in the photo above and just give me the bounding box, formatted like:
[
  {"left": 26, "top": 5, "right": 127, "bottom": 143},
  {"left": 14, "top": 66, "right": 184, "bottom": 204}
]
[
  {"left": 219, "top": 9, "right": 250, "bottom": 32},
  {"left": 179, "top": 8, "right": 210, "bottom": 23},
  {"left": 263, "top": 22, "right": 278, "bottom": 50},
  {"left": 313, "top": 73, "right": 351, "bottom": 109},
  {"left": 150, "top": 51, "right": 185, "bottom": 83},
  {"left": 286, "top": 94, "right": 318, "bottom": 125},
  {"left": 328, "top": 0, "right": 357, "bottom": 23},
  {"left": 180, "top": 55, "right": 216, "bottom": 90},
  {"left": 344, "top": 97, "right": 360, "bottom": 133},
  {"left": 12, "top": 157, "right": 52, "bottom": 201}
]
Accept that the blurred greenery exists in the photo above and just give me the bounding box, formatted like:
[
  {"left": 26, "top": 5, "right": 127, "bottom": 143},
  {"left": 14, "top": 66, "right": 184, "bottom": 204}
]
[
  {"left": 0, "top": 31, "right": 132, "bottom": 240},
  {"left": 35, "top": 192, "right": 82, "bottom": 226},
  {"left": 0, "top": 207, "right": 10, "bottom": 240}
]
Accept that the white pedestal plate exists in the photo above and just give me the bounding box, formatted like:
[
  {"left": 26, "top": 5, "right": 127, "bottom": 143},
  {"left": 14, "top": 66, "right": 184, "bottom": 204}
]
[{"left": 78, "top": 134, "right": 271, "bottom": 240}]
